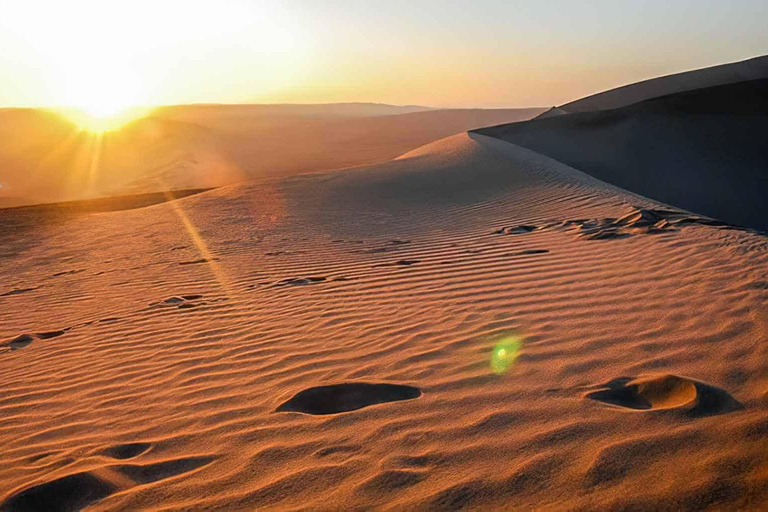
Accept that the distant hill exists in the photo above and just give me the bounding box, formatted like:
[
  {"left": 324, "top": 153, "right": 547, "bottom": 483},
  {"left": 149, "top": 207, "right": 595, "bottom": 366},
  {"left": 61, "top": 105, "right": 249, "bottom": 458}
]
[{"left": 153, "top": 102, "right": 433, "bottom": 121}]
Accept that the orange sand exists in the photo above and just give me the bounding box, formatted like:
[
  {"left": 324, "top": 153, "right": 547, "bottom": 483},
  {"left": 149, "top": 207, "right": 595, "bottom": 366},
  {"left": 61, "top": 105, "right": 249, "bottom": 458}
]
[{"left": 1, "top": 132, "right": 767, "bottom": 509}]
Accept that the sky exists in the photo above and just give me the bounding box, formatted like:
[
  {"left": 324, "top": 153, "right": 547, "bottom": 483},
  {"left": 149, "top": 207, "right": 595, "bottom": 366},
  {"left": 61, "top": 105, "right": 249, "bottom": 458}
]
[{"left": 0, "top": 0, "right": 766, "bottom": 110}]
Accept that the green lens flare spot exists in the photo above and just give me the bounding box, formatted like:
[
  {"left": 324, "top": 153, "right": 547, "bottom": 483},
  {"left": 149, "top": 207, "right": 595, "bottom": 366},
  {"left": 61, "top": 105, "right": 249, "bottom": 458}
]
[{"left": 491, "top": 336, "right": 522, "bottom": 374}]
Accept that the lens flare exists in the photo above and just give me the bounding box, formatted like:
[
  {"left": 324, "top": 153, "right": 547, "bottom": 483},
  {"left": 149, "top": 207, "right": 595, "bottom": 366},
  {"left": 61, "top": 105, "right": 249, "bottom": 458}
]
[{"left": 491, "top": 335, "right": 523, "bottom": 375}]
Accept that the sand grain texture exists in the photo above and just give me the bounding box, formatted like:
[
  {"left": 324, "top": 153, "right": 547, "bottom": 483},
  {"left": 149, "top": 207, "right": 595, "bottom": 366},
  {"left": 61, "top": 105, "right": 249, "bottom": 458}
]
[{"left": 1, "top": 133, "right": 767, "bottom": 510}]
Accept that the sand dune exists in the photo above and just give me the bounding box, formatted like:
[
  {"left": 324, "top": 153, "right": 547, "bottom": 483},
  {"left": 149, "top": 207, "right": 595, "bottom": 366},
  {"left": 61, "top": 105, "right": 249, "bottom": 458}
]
[
  {"left": 0, "top": 105, "right": 543, "bottom": 208},
  {"left": 560, "top": 54, "right": 768, "bottom": 113},
  {"left": 1, "top": 131, "right": 767, "bottom": 509},
  {"left": 476, "top": 78, "right": 768, "bottom": 232}
]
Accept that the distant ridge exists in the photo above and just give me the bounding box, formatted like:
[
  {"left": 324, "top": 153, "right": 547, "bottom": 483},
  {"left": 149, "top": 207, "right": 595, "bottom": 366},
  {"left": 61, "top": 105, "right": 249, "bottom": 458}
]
[{"left": 152, "top": 102, "right": 434, "bottom": 119}]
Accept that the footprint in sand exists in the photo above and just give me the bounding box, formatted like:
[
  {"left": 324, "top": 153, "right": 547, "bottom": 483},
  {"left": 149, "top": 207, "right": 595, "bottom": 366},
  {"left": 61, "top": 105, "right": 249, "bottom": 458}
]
[
  {"left": 506, "top": 249, "right": 549, "bottom": 256},
  {"left": 272, "top": 277, "right": 327, "bottom": 287},
  {"left": 153, "top": 295, "right": 205, "bottom": 309},
  {"left": 1, "top": 456, "right": 213, "bottom": 512},
  {"left": 6, "top": 334, "right": 35, "bottom": 350},
  {"left": 276, "top": 382, "right": 422, "bottom": 415},
  {"left": 494, "top": 225, "right": 538, "bottom": 235},
  {"left": 179, "top": 258, "right": 219, "bottom": 266},
  {"left": 373, "top": 260, "right": 421, "bottom": 268},
  {"left": 565, "top": 207, "right": 743, "bottom": 241},
  {"left": 265, "top": 250, "right": 303, "bottom": 256},
  {"left": 4, "top": 330, "right": 67, "bottom": 351},
  {"left": 0, "top": 287, "right": 37, "bottom": 297},
  {"left": 585, "top": 374, "right": 741, "bottom": 417},
  {"left": 51, "top": 269, "right": 85, "bottom": 277},
  {"left": 36, "top": 330, "right": 67, "bottom": 340}
]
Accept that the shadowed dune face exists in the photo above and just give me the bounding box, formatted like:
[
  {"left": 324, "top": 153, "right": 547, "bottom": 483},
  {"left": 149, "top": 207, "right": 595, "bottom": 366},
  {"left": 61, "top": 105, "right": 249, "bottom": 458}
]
[
  {"left": 476, "top": 78, "right": 768, "bottom": 232},
  {"left": 0, "top": 106, "right": 543, "bottom": 208},
  {"left": 1, "top": 132, "right": 768, "bottom": 509}
]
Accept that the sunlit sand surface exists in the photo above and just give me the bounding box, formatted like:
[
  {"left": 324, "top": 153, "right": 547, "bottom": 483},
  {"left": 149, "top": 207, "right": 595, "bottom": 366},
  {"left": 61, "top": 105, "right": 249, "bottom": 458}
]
[{"left": 1, "top": 128, "right": 767, "bottom": 509}]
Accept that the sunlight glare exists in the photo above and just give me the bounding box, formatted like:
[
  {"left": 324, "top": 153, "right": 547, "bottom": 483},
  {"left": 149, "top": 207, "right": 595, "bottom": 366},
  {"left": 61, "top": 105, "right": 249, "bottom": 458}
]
[
  {"left": 64, "top": 105, "right": 150, "bottom": 133},
  {"left": 1, "top": 1, "right": 308, "bottom": 112},
  {"left": 57, "top": 69, "right": 151, "bottom": 132}
]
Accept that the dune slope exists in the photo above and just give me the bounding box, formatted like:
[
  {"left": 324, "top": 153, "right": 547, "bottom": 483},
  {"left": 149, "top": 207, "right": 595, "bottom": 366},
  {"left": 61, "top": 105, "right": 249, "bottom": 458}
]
[
  {"left": 561, "top": 54, "right": 768, "bottom": 113},
  {"left": 476, "top": 78, "right": 768, "bottom": 232},
  {"left": 1, "top": 132, "right": 767, "bottom": 509}
]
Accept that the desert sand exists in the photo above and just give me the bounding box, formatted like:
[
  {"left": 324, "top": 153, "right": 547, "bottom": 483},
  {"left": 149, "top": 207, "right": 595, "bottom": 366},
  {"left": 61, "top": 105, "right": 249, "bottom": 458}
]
[
  {"left": 0, "top": 105, "right": 543, "bottom": 208},
  {"left": 1, "top": 126, "right": 768, "bottom": 509}
]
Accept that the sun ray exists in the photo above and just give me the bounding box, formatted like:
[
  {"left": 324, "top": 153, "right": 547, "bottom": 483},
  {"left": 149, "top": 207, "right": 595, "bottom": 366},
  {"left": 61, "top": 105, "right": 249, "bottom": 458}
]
[
  {"left": 162, "top": 189, "right": 234, "bottom": 297},
  {"left": 33, "top": 125, "right": 81, "bottom": 171},
  {"left": 62, "top": 132, "right": 99, "bottom": 201},
  {"left": 87, "top": 132, "right": 104, "bottom": 195}
]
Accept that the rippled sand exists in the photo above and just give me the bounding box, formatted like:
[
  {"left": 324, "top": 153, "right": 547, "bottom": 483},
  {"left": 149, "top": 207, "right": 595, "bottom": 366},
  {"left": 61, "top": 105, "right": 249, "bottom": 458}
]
[{"left": 1, "top": 133, "right": 767, "bottom": 510}]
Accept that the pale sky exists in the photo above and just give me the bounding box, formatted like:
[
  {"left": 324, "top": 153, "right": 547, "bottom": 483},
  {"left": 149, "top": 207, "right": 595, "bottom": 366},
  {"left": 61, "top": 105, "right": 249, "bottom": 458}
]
[{"left": 0, "top": 0, "right": 766, "bottom": 110}]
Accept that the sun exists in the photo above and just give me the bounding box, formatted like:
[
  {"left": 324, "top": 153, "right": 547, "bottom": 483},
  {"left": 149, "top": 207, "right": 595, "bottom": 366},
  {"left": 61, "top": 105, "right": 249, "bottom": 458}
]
[
  {"left": 58, "top": 70, "right": 150, "bottom": 132},
  {"left": 63, "top": 102, "right": 149, "bottom": 133}
]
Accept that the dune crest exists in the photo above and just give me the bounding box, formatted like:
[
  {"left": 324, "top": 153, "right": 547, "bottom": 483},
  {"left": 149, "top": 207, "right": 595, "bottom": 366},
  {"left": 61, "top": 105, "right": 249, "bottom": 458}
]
[{"left": 561, "top": 54, "right": 768, "bottom": 113}]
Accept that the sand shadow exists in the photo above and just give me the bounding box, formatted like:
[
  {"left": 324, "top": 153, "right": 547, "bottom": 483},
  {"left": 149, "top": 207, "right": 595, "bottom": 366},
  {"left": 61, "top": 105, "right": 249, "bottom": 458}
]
[
  {"left": 276, "top": 383, "right": 422, "bottom": 415},
  {"left": 585, "top": 374, "right": 742, "bottom": 417}
]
